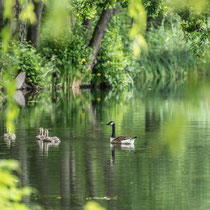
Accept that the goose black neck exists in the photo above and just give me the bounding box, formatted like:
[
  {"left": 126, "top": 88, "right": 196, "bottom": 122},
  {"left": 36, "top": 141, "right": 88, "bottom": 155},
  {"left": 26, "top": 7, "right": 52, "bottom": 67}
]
[{"left": 111, "top": 124, "right": 115, "bottom": 138}]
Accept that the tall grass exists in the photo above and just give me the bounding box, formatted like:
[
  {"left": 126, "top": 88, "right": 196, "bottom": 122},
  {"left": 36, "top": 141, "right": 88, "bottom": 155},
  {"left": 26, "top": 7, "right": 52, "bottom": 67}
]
[{"left": 139, "top": 24, "right": 197, "bottom": 80}]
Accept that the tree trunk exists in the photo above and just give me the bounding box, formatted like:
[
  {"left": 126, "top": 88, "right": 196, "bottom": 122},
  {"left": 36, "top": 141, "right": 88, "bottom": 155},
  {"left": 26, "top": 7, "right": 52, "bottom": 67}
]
[
  {"left": 10, "top": 0, "right": 20, "bottom": 38},
  {"left": 88, "top": 7, "right": 113, "bottom": 70},
  {"left": 12, "top": 0, "right": 27, "bottom": 42},
  {"left": 27, "top": 0, "right": 43, "bottom": 49},
  {"left": 19, "top": 20, "right": 27, "bottom": 43},
  {"left": 83, "top": 18, "right": 92, "bottom": 44},
  {"left": 0, "top": 0, "right": 4, "bottom": 32}
]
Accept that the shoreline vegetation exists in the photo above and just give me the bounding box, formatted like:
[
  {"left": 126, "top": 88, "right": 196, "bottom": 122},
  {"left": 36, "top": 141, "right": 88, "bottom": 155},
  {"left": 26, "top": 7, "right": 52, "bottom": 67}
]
[{"left": 0, "top": 0, "right": 209, "bottom": 92}]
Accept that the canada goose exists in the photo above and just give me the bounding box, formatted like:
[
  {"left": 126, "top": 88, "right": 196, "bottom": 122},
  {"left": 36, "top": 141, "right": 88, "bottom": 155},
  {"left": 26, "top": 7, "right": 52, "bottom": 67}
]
[
  {"left": 106, "top": 121, "right": 137, "bottom": 144},
  {"left": 36, "top": 127, "right": 45, "bottom": 140},
  {"left": 43, "top": 129, "right": 60, "bottom": 143},
  {"left": 4, "top": 128, "right": 16, "bottom": 140}
]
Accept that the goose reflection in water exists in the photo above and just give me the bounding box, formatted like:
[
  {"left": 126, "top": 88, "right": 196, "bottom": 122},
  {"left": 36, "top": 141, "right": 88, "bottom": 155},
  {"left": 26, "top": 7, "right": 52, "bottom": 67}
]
[{"left": 110, "top": 144, "right": 135, "bottom": 166}]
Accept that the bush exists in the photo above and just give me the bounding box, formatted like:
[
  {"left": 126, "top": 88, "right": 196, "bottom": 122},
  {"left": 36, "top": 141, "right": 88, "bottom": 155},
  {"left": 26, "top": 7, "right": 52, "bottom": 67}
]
[
  {"left": 184, "top": 31, "right": 210, "bottom": 72},
  {"left": 177, "top": 6, "right": 210, "bottom": 72},
  {"left": 93, "top": 11, "right": 136, "bottom": 90},
  {"left": 0, "top": 42, "right": 53, "bottom": 87},
  {"left": 93, "top": 28, "right": 133, "bottom": 89},
  {"left": 40, "top": 25, "right": 92, "bottom": 88}
]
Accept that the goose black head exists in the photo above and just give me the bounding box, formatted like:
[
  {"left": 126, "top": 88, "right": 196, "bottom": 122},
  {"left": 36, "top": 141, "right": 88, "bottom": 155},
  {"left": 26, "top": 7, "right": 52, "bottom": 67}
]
[{"left": 106, "top": 121, "right": 115, "bottom": 126}]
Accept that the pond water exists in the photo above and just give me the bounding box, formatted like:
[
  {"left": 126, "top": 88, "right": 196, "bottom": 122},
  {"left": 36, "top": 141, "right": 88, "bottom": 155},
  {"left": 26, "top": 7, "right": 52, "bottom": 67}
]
[{"left": 1, "top": 79, "right": 210, "bottom": 210}]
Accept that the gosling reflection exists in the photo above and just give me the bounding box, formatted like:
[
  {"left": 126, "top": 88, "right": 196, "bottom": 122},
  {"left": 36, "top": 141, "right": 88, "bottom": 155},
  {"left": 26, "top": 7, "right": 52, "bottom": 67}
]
[
  {"left": 110, "top": 144, "right": 135, "bottom": 166},
  {"left": 43, "top": 141, "right": 60, "bottom": 156},
  {"left": 4, "top": 138, "right": 15, "bottom": 148},
  {"left": 36, "top": 139, "right": 44, "bottom": 155},
  {"left": 36, "top": 138, "right": 60, "bottom": 156}
]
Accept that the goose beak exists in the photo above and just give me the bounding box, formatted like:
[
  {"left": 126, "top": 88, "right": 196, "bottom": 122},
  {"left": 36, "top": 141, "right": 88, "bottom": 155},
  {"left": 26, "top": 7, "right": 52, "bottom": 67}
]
[{"left": 106, "top": 123, "right": 110, "bottom": 125}]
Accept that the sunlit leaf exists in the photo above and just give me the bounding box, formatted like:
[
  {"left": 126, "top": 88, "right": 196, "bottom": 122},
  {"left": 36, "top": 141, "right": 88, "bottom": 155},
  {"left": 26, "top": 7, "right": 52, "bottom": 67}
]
[
  {"left": 19, "top": 3, "right": 37, "bottom": 24},
  {"left": 42, "top": 0, "right": 71, "bottom": 39},
  {"left": 167, "top": 0, "right": 208, "bottom": 12},
  {"left": 84, "top": 201, "right": 106, "bottom": 210},
  {"left": 128, "top": 0, "right": 147, "bottom": 57}
]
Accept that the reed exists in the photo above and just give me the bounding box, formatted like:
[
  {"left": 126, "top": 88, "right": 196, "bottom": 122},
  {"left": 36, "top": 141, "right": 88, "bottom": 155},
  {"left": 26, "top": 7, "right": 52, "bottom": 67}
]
[{"left": 139, "top": 25, "right": 197, "bottom": 79}]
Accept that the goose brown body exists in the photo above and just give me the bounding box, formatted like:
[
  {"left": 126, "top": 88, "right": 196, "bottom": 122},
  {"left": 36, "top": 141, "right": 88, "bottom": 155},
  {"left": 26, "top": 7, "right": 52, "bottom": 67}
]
[{"left": 111, "top": 136, "right": 131, "bottom": 143}]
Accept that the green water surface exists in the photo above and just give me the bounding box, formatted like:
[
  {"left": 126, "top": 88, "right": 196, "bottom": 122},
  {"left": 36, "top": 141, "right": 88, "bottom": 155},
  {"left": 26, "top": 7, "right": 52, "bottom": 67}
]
[{"left": 1, "top": 79, "right": 210, "bottom": 210}]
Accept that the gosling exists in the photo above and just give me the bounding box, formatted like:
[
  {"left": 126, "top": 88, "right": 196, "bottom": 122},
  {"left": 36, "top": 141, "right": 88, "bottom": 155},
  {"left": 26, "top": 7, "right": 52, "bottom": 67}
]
[
  {"left": 36, "top": 127, "right": 45, "bottom": 140},
  {"left": 43, "top": 129, "right": 60, "bottom": 143},
  {"left": 4, "top": 128, "right": 16, "bottom": 140}
]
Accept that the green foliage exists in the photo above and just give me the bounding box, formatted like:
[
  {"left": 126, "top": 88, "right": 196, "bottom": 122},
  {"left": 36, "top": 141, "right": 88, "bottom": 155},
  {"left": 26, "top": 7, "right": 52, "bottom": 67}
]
[
  {"left": 40, "top": 24, "right": 92, "bottom": 87},
  {"left": 0, "top": 0, "right": 42, "bottom": 133},
  {"left": 185, "top": 31, "right": 209, "bottom": 62},
  {"left": 0, "top": 160, "right": 32, "bottom": 210},
  {"left": 142, "top": 0, "right": 173, "bottom": 29},
  {"left": 139, "top": 24, "right": 197, "bottom": 79},
  {"left": 1, "top": 42, "right": 53, "bottom": 87},
  {"left": 93, "top": 16, "right": 133, "bottom": 89},
  {"left": 72, "top": 0, "right": 98, "bottom": 20},
  {"left": 72, "top": 0, "right": 118, "bottom": 20},
  {"left": 166, "top": 0, "right": 209, "bottom": 12},
  {"left": 177, "top": 6, "right": 210, "bottom": 71},
  {"left": 178, "top": 7, "right": 209, "bottom": 33},
  {"left": 0, "top": 0, "right": 209, "bottom": 91},
  {"left": 91, "top": 4, "right": 143, "bottom": 89},
  {"left": 143, "top": 0, "right": 164, "bottom": 18},
  {"left": 136, "top": 0, "right": 209, "bottom": 79}
]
